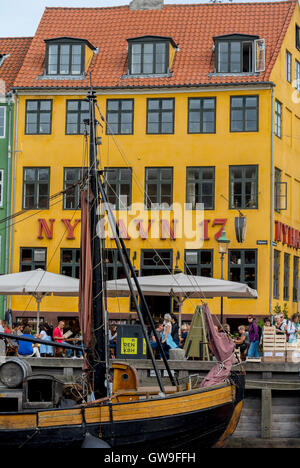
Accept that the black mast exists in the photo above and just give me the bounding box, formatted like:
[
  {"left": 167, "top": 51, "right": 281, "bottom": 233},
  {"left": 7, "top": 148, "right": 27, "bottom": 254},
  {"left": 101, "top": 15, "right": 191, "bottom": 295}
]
[{"left": 87, "top": 88, "right": 106, "bottom": 397}]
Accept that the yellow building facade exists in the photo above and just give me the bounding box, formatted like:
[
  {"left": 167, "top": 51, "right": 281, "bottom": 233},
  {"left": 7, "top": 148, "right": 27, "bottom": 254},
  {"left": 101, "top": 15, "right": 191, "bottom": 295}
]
[{"left": 9, "top": 1, "right": 300, "bottom": 329}]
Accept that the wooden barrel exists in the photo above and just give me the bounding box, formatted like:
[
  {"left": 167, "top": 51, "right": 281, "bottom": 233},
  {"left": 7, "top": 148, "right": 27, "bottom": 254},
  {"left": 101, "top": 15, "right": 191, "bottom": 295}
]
[{"left": 0, "top": 358, "right": 32, "bottom": 388}]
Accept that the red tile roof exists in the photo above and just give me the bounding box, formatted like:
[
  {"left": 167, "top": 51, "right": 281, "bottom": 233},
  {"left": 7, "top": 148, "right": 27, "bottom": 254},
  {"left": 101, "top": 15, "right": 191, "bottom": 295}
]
[
  {"left": 13, "top": 1, "right": 297, "bottom": 90},
  {"left": 0, "top": 37, "right": 32, "bottom": 92}
]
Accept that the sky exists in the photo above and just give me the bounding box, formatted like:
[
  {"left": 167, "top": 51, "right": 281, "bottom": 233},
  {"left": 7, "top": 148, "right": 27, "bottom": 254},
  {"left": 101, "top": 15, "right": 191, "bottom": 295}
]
[{"left": 0, "top": 0, "right": 296, "bottom": 38}]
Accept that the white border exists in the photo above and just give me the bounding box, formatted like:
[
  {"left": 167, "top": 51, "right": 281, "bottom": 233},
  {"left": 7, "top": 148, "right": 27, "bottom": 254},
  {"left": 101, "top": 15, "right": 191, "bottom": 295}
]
[{"left": 0, "top": 107, "right": 5, "bottom": 139}]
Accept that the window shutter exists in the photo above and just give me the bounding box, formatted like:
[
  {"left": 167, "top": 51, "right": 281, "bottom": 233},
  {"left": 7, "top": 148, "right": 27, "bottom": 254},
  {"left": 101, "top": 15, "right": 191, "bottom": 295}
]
[{"left": 255, "top": 39, "right": 265, "bottom": 72}]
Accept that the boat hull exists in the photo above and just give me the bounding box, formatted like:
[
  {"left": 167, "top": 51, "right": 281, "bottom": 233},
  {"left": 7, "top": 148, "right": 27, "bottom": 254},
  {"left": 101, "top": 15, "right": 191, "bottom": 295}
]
[{"left": 0, "top": 381, "right": 243, "bottom": 449}]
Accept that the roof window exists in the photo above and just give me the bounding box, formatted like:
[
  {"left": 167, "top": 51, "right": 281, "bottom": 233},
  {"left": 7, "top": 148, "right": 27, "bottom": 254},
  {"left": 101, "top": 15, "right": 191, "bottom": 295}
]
[
  {"left": 214, "top": 34, "right": 265, "bottom": 74},
  {"left": 127, "top": 36, "right": 177, "bottom": 76},
  {"left": 44, "top": 37, "right": 96, "bottom": 77}
]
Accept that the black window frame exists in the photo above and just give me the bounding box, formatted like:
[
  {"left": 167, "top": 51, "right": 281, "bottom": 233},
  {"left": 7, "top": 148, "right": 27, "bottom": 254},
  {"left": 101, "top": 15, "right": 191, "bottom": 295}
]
[
  {"left": 104, "top": 167, "right": 132, "bottom": 210},
  {"left": 20, "top": 247, "right": 47, "bottom": 272},
  {"left": 146, "top": 98, "right": 175, "bottom": 135},
  {"left": 230, "top": 95, "right": 259, "bottom": 133},
  {"left": 273, "top": 249, "right": 280, "bottom": 300},
  {"left": 63, "top": 167, "right": 87, "bottom": 210},
  {"left": 145, "top": 167, "right": 173, "bottom": 210},
  {"left": 184, "top": 249, "right": 214, "bottom": 278},
  {"left": 60, "top": 248, "right": 80, "bottom": 278},
  {"left": 228, "top": 249, "right": 257, "bottom": 290},
  {"left": 23, "top": 167, "right": 50, "bottom": 210},
  {"left": 128, "top": 38, "right": 170, "bottom": 76},
  {"left": 140, "top": 249, "right": 173, "bottom": 276},
  {"left": 186, "top": 166, "right": 215, "bottom": 210},
  {"left": 275, "top": 99, "right": 282, "bottom": 139},
  {"left": 25, "top": 100, "right": 52, "bottom": 135},
  {"left": 229, "top": 165, "right": 258, "bottom": 210},
  {"left": 214, "top": 35, "right": 258, "bottom": 74},
  {"left": 274, "top": 167, "right": 282, "bottom": 213},
  {"left": 106, "top": 99, "right": 134, "bottom": 135},
  {"left": 286, "top": 50, "right": 292, "bottom": 83},
  {"left": 45, "top": 40, "right": 85, "bottom": 76},
  {"left": 104, "top": 248, "right": 130, "bottom": 281},
  {"left": 66, "top": 100, "right": 90, "bottom": 135},
  {"left": 293, "top": 256, "right": 299, "bottom": 303},
  {"left": 188, "top": 97, "right": 216, "bottom": 134},
  {"left": 296, "top": 25, "right": 300, "bottom": 51},
  {"left": 295, "top": 59, "right": 300, "bottom": 92},
  {"left": 283, "top": 252, "right": 290, "bottom": 301}
]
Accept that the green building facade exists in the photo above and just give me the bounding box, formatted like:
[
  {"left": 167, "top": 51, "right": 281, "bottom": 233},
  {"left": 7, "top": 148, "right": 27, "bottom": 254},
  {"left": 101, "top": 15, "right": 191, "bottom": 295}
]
[{"left": 0, "top": 38, "right": 32, "bottom": 319}]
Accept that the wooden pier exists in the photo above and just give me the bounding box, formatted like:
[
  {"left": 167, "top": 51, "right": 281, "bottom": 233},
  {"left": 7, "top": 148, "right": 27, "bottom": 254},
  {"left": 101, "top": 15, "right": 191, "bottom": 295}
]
[{"left": 3, "top": 357, "right": 300, "bottom": 447}]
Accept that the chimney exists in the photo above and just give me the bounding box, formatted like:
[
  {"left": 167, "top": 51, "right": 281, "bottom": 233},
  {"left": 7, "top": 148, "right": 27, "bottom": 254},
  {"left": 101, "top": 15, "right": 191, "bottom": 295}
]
[{"left": 129, "top": 0, "right": 164, "bottom": 11}]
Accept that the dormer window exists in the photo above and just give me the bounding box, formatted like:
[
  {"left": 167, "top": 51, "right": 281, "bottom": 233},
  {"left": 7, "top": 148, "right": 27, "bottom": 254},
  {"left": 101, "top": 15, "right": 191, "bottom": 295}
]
[
  {"left": 44, "top": 37, "right": 96, "bottom": 77},
  {"left": 214, "top": 34, "right": 265, "bottom": 74},
  {"left": 127, "top": 36, "right": 177, "bottom": 76}
]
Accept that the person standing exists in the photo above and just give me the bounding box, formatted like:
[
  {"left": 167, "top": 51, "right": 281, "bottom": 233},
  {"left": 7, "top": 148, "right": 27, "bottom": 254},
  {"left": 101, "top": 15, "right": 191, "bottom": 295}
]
[
  {"left": 275, "top": 313, "right": 287, "bottom": 335},
  {"left": 161, "top": 314, "right": 178, "bottom": 359},
  {"left": 170, "top": 313, "right": 180, "bottom": 346},
  {"left": 287, "top": 314, "right": 300, "bottom": 344},
  {"left": 234, "top": 325, "right": 249, "bottom": 361},
  {"left": 247, "top": 315, "right": 260, "bottom": 359}
]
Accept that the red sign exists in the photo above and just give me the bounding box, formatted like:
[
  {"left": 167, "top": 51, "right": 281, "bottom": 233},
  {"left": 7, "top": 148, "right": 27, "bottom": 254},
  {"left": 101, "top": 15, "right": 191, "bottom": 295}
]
[
  {"left": 275, "top": 221, "right": 300, "bottom": 249},
  {"left": 37, "top": 219, "right": 81, "bottom": 240},
  {"left": 37, "top": 217, "right": 228, "bottom": 242}
]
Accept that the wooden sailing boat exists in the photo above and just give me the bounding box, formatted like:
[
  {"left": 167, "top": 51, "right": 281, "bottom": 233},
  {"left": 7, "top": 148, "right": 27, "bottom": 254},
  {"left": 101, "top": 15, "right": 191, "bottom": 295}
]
[{"left": 0, "top": 88, "right": 245, "bottom": 449}]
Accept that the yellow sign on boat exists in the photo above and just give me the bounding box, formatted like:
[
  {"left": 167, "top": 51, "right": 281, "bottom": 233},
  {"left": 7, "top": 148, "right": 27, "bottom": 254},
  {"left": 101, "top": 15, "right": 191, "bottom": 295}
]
[{"left": 121, "top": 338, "right": 138, "bottom": 355}]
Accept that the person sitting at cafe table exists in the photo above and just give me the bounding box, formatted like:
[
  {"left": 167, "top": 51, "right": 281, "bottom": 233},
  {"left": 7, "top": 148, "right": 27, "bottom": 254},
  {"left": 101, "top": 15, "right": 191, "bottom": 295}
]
[
  {"left": 18, "top": 326, "right": 40, "bottom": 358},
  {"left": 53, "top": 321, "right": 71, "bottom": 357}
]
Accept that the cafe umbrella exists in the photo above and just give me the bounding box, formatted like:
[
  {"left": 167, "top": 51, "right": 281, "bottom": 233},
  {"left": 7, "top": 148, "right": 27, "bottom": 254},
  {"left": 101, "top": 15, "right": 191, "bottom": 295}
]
[
  {"left": 106, "top": 272, "right": 258, "bottom": 328},
  {"left": 0, "top": 269, "right": 79, "bottom": 333}
]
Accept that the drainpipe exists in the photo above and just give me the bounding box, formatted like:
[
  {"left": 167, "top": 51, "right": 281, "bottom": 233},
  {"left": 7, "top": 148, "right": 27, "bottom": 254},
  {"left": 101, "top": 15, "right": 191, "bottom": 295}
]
[
  {"left": 9, "top": 91, "right": 19, "bottom": 309},
  {"left": 4, "top": 93, "right": 13, "bottom": 312},
  {"left": 269, "top": 86, "right": 275, "bottom": 321}
]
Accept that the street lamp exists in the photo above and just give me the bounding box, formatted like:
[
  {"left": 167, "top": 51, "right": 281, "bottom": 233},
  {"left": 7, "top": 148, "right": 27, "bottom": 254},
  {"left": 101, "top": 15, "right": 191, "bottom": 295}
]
[{"left": 217, "top": 229, "right": 230, "bottom": 324}]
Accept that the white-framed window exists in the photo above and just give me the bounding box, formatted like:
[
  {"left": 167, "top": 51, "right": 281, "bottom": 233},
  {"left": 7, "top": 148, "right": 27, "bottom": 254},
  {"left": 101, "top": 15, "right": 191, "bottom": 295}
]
[
  {"left": 0, "top": 107, "right": 5, "bottom": 138},
  {"left": 295, "top": 59, "right": 300, "bottom": 91},
  {"left": 0, "top": 170, "right": 4, "bottom": 207},
  {"left": 275, "top": 100, "right": 282, "bottom": 138},
  {"left": 286, "top": 50, "right": 292, "bottom": 83}
]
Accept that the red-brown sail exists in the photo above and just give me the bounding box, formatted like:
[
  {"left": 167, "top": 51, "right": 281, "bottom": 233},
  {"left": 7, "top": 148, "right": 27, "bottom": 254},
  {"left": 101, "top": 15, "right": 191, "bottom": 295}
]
[{"left": 78, "top": 189, "right": 93, "bottom": 351}]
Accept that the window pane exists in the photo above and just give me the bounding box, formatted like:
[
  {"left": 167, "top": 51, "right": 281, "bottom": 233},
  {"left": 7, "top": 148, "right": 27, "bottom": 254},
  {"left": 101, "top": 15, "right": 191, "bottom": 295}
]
[
  {"left": 148, "top": 100, "right": 159, "bottom": 110},
  {"left": 40, "top": 101, "right": 51, "bottom": 111},
  {"left": 230, "top": 42, "right": 241, "bottom": 72},
  {"left": 162, "top": 100, "right": 173, "bottom": 110},
  {"left": 219, "top": 42, "right": 229, "bottom": 72},
  {"left": 60, "top": 45, "right": 70, "bottom": 74}
]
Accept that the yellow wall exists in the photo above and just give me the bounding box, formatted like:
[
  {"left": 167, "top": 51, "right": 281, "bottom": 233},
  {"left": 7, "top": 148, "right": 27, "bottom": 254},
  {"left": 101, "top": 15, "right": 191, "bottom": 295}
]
[
  {"left": 11, "top": 87, "right": 272, "bottom": 320},
  {"left": 269, "top": 4, "right": 300, "bottom": 315},
  {"left": 11, "top": 3, "right": 300, "bottom": 322}
]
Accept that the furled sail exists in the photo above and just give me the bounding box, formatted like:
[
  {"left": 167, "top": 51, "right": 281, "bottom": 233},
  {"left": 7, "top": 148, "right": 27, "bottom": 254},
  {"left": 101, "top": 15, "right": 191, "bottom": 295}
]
[
  {"left": 201, "top": 303, "right": 236, "bottom": 388},
  {"left": 79, "top": 189, "right": 93, "bottom": 351}
]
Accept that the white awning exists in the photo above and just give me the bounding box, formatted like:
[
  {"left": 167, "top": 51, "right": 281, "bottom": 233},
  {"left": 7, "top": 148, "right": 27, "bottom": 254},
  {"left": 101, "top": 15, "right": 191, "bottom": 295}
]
[{"left": 106, "top": 273, "right": 258, "bottom": 299}]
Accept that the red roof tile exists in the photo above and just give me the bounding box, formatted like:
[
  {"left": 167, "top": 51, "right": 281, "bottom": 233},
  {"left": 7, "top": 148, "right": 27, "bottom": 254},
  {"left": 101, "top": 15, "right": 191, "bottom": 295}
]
[
  {"left": 13, "top": 1, "right": 297, "bottom": 90},
  {"left": 0, "top": 37, "right": 32, "bottom": 92}
]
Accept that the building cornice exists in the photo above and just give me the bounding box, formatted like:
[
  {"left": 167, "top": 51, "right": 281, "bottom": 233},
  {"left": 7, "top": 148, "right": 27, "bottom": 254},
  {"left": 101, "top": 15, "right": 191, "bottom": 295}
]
[{"left": 12, "top": 81, "right": 276, "bottom": 96}]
